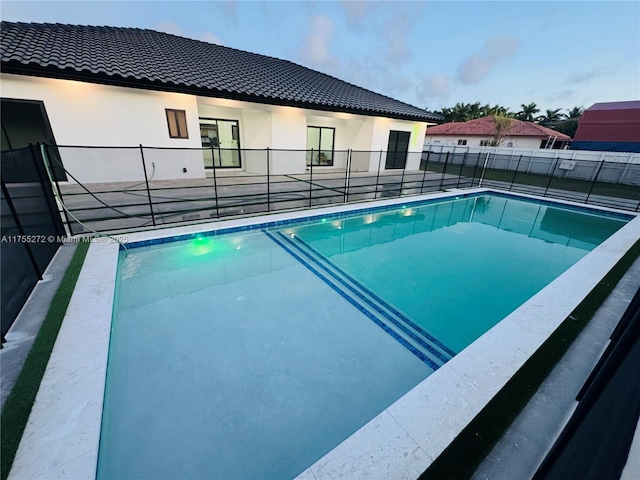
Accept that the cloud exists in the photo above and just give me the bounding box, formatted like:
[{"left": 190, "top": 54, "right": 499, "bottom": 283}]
[
  {"left": 200, "top": 32, "right": 223, "bottom": 45},
  {"left": 457, "top": 36, "right": 520, "bottom": 85},
  {"left": 339, "top": 0, "right": 371, "bottom": 28},
  {"left": 380, "top": 6, "right": 422, "bottom": 67},
  {"left": 155, "top": 20, "right": 184, "bottom": 37},
  {"left": 298, "top": 14, "right": 341, "bottom": 70},
  {"left": 546, "top": 90, "right": 575, "bottom": 103},
  {"left": 566, "top": 66, "right": 611, "bottom": 84},
  {"left": 417, "top": 74, "right": 452, "bottom": 100}
]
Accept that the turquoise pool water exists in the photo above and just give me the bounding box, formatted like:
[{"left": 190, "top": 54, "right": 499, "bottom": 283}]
[{"left": 97, "top": 194, "right": 628, "bottom": 479}]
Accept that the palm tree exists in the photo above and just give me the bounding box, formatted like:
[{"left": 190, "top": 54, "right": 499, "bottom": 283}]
[
  {"left": 516, "top": 103, "right": 539, "bottom": 122},
  {"left": 536, "top": 108, "right": 566, "bottom": 126},
  {"left": 566, "top": 106, "right": 584, "bottom": 119},
  {"left": 483, "top": 104, "right": 513, "bottom": 118}
]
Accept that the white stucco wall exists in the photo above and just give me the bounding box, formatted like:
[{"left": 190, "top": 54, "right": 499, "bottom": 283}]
[
  {"left": 424, "top": 135, "right": 543, "bottom": 149},
  {"left": 2, "top": 73, "right": 432, "bottom": 182},
  {"left": 1, "top": 73, "right": 206, "bottom": 183},
  {"left": 370, "top": 118, "right": 428, "bottom": 171}
]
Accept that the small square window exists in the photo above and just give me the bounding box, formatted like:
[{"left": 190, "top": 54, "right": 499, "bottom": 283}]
[
  {"left": 457, "top": 139, "right": 467, "bottom": 145},
  {"left": 166, "top": 109, "right": 188, "bottom": 139}
]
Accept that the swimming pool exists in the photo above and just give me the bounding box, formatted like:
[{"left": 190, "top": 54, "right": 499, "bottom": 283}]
[{"left": 96, "top": 192, "right": 629, "bottom": 479}]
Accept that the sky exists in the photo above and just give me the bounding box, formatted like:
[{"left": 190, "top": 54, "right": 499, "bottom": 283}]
[{"left": 2, "top": 1, "right": 639, "bottom": 115}]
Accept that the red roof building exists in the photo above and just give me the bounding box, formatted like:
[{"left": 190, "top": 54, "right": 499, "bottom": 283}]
[
  {"left": 425, "top": 116, "right": 571, "bottom": 149},
  {"left": 571, "top": 101, "right": 640, "bottom": 152}
]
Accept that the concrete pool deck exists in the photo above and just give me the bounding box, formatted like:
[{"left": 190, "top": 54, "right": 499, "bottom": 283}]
[{"left": 7, "top": 188, "right": 640, "bottom": 479}]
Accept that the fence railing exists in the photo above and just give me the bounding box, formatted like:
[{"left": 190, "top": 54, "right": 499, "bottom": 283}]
[
  {"left": 421, "top": 145, "right": 640, "bottom": 212},
  {"left": 37, "top": 144, "right": 469, "bottom": 235},
  {"left": 14, "top": 143, "right": 640, "bottom": 236},
  {"left": 424, "top": 143, "right": 640, "bottom": 185}
]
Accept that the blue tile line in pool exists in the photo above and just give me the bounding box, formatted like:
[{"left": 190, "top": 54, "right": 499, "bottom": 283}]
[
  {"left": 273, "top": 231, "right": 454, "bottom": 365},
  {"left": 291, "top": 234, "right": 457, "bottom": 359},
  {"left": 123, "top": 191, "right": 634, "bottom": 252},
  {"left": 262, "top": 229, "right": 453, "bottom": 370}
]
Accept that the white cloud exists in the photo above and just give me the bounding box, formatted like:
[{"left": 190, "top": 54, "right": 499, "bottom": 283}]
[
  {"left": 339, "top": 0, "right": 371, "bottom": 28},
  {"left": 380, "top": 7, "right": 421, "bottom": 67},
  {"left": 546, "top": 90, "right": 575, "bottom": 103},
  {"left": 298, "top": 15, "right": 341, "bottom": 70},
  {"left": 566, "top": 66, "right": 611, "bottom": 84},
  {"left": 417, "top": 74, "right": 452, "bottom": 100},
  {"left": 155, "top": 20, "right": 184, "bottom": 37},
  {"left": 457, "top": 36, "right": 520, "bottom": 85},
  {"left": 200, "top": 32, "right": 223, "bottom": 45}
]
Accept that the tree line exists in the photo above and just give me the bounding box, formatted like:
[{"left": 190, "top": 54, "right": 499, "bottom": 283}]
[{"left": 431, "top": 102, "right": 584, "bottom": 137}]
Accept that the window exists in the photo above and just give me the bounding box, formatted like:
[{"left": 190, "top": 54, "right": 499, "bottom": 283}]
[
  {"left": 200, "top": 118, "right": 241, "bottom": 168},
  {"left": 480, "top": 139, "right": 493, "bottom": 146},
  {"left": 166, "top": 109, "right": 188, "bottom": 139},
  {"left": 457, "top": 139, "right": 467, "bottom": 146},
  {"left": 307, "top": 126, "right": 335, "bottom": 166}
]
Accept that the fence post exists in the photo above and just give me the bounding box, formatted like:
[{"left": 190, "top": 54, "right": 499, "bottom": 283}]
[
  {"left": 527, "top": 150, "right": 536, "bottom": 174},
  {"left": 210, "top": 146, "right": 220, "bottom": 218},
  {"left": 455, "top": 150, "right": 468, "bottom": 188},
  {"left": 619, "top": 157, "right": 631, "bottom": 185},
  {"left": 139, "top": 145, "right": 156, "bottom": 226},
  {"left": 28, "top": 143, "right": 66, "bottom": 238},
  {"left": 42, "top": 143, "right": 74, "bottom": 236},
  {"left": 479, "top": 151, "right": 491, "bottom": 187},
  {"left": 399, "top": 159, "right": 406, "bottom": 198},
  {"left": 266, "top": 148, "right": 271, "bottom": 212},
  {"left": 1, "top": 178, "right": 42, "bottom": 279},
  {"left": 439, "top": 152, "right": 450, "bottom": 190},
  {"left": 509, "top": 155, "right": 523, "bottom": 191},
  {"left": 343, "top": 149, "right": 351, "bottom": 203},
  {"left": 470, "top": 152, "right": 481, "bottom": 187},
  {"left": 374, "top": 150, "right": 383, "bottom": 199},
  {"left": 420, "top": 150, "right": 431, "bottom": 193},
  {"left": 309, "top": 148, "right": 314, "bottom": 207},
  {"left": 585, "top": 158, "right": 606, "bottom": 204},
  {"left": 543, "top": 156, "right": 560, "bottom": 197}
]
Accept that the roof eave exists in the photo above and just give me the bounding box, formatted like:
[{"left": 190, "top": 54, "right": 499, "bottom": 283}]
[{"left": 1, "top": 63, "right": 441, "bottom": 123}]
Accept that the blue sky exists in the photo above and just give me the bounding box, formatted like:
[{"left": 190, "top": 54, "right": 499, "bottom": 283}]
[{"left": 2, "top": 1, "right": 639, "bottom": 114}]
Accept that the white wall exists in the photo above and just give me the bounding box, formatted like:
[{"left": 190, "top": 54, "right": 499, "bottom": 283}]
[
  {"left": 2, "top": 73, "right": 433, "bottom": 182},
  {"left": 370, "top": 117, "right": 428, "bottom": 171},
  {"left": 424, "top": 134, "right": 543, "bottom": 149},
  {"left": 423, "top": 143, "right": 640, "bottom": 185},
  {"left": 1, "top": 73, "right": 206, "bottom": 183}
]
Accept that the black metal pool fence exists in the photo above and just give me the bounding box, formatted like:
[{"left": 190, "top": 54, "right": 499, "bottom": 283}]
[
  {"left": 1, "top": 145, "right": 65, "bottom": 341},
  {"left": 14, "top": 143, "right": 640, "bottom": 235}
]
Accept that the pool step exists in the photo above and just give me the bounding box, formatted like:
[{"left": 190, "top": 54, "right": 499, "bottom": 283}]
[{"left": 263, "top": 229, "right": 454, "bottom": 370}]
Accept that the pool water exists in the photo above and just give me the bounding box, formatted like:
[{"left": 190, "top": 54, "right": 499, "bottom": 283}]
[{"left": 97, "top": 194, "right": 628, "bottom": 479}]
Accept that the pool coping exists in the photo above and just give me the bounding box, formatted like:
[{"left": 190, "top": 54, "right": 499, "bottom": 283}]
[{"left": 8, "top": 188, "right": 640, "bottom": 479}]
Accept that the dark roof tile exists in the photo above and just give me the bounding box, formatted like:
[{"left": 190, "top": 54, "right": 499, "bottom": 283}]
[{"left": 1, "top": 21, "right": 441, "bottom": 122}]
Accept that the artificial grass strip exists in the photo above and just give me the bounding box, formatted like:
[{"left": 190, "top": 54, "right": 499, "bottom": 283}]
[
  {"left": 1, "top": 240, "right": 90, "bottom": 480},
  {"left": 420, "top": 239, "right": 640, "bottom": 480}
]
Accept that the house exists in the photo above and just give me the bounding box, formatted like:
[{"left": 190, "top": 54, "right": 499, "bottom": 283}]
[
  {"left": 0, "top": 22, "right": 441, "bottom": 183},
  {"left": 424, "top": 116, "right": 571, "bottom": 150},
  {"left": 571, "top": 101, "right": 640, "bottom": 153}
]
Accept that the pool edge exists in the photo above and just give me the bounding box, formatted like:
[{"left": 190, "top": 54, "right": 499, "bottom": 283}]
[{"left": 8, "top": 188, "right": 639, "bottom": 480}]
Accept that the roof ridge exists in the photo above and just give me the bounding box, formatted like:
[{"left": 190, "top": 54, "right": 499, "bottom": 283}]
[{"left": 0, "top": 21, "right": 442, "bottom": 122}]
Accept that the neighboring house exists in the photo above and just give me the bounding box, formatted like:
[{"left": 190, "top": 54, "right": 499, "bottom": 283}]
[
  {"left": 424, "top": 116, "right": 571, "bottom": 150},
  {"left": 571, "top": 101, "right": 640, "bottom": 153},
  {"left": 0, "top": 22, "right": 441, "bottom": 182}
]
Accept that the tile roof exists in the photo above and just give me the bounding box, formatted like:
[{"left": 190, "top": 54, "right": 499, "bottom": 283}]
[
  {"left": 0, "top": 21, "right": 442, "bottom": 122},
  {"left": 426, "top": 116, "right": 571, "bottom": 140}
]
